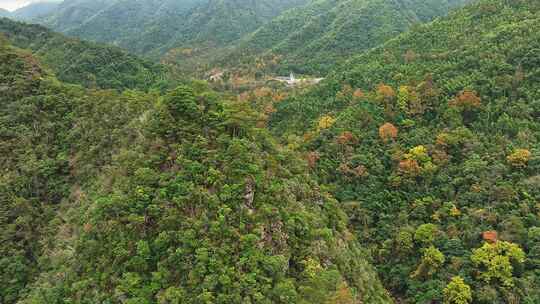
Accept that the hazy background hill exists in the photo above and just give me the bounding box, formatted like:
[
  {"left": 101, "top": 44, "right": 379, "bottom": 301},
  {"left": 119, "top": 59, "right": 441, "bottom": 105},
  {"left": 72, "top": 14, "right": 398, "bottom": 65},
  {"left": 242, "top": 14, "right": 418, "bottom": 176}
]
[
  {"left": 41, "top": 0, "right": 202, "bottom": 53},
  {"left": 38, "top": 0, "right": 309, "bottom": 57},
  {"left": 15, "top": 0, "right": 470, "bottom": 77},
  {"left": 11, "top": 1, "right": 61, "bottom": 20},
  {"left": 218, "top": 0, "right": 471, "bottom": 76},
  {"left": 0, "top": 9, "right": 11, "bottom": 18}
]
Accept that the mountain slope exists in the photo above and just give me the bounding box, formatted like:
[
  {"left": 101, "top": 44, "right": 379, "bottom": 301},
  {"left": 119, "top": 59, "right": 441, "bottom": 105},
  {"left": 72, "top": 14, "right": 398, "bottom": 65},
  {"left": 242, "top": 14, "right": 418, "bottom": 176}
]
[
  {"left": 0, "top": 34, "right": 392, "bottom": 304},
  {"left": 11, "top": 1, "right": 61, "bottom": 20},
  {"left": 40, "top": 0, "right": 113, "bottom": 30},
  {"left": 0, "top": 36, "right": 75, "bottom": 304},
  {"left": 0, "top": 18, "right": 166, "bottom": 90},
  {"left": 270, "top": 0, "right": 540, "bottom": 302},
  {"left": 43, "top": 0, "right": 201, "bottom": 53},
  {"left": 33, "top": 0, "right": 468, "bottom": 77},
  {"left": 219, "top": 0, "right": 471, "bottom": 75},
  {"left": 41, "top": 0, "right": 309, "bottom": 58}
]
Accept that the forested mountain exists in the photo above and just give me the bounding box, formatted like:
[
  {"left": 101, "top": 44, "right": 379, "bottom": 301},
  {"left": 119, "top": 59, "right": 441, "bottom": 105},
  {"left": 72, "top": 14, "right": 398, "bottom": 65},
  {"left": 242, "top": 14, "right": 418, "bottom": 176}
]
[
  {"left": 0, "top": 26, "right": 391, "bottom": 304},
  {"left": 11, "top": 1, "right": 61, "bottom": 21},
  {"left": 2, "top": 0, "right": 540, "bottom": 303},
  {"left": 0, "top": 18, "right": 166, "bottom": 90},
  {"left": 269, "top": 0, "right": 540, "bottom": 302},
  {"left": 41, "top": 0, "right": 201, "bottom": 54},
  {"left": 25, "top": 0, "right": 469, "bottom": 76},
  {"left": 39, "top": 0, "right": 309, "bottom": 59},
  {"left": 219, "top": 0, "right": 471, "bottom": 75}
]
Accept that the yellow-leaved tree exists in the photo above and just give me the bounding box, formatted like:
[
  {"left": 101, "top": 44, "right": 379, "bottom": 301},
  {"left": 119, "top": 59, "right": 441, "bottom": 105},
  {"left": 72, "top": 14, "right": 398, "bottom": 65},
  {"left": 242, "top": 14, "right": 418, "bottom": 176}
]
[
  {"left": 318, "top": 115, "right": 336, "bottom": 130},
  {"left": 443, "top": 276, "right": 472, "bottom": 304},
  {"left": 471, "top": 241, "right": 526, "bottom": 287}
]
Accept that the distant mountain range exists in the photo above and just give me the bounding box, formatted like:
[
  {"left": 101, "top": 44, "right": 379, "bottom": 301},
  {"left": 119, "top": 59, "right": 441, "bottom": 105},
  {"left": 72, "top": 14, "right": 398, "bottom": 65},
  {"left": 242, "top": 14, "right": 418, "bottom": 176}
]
[
  {"left": 38, "top": 0, "right": 310, "bottom": 57},
  {"left": 11, "top": 1, "right": 61, "bottom": 20},
  {"left": 0, "top": 1, "right": 62, "bottom": 20},
  {"left": 0, "top": 8, "right": 11, "bottom": 18},
  {"left": 12, "top": 0, "right": 469, "bottom": 76},
  {"left": 218, "top": 0, "right": 471, "bottom": 75}
]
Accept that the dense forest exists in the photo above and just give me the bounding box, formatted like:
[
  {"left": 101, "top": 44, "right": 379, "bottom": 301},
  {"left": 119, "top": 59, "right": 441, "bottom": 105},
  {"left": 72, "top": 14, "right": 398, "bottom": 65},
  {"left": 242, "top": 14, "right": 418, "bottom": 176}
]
[
  {"left": 0, "top": 18, "right": 166, "bottom": 90},
  {"left": 271, "top": 0, "right": 540, "bottom": 302},
  {"left": 0, "top": 27, "right": 391, "bottom": 304},
  {"left": 37, "top": 0, "right": 310, "bottom": 67},
  {"left": 218, "top": 0, "right": 470, "bottom": 76},
  {"left": 1, "top": 0, "right": 540, "bottom": 303},
  {"left": 13, "top": 0, "right": 471, "bottom": 78}
]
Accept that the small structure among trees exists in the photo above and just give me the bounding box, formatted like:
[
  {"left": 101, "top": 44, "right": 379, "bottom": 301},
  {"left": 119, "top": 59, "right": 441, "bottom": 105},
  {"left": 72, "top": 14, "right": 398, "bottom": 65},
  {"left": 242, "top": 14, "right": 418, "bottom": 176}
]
[{"left": 272, "top": 72, "right": 325, "bottom": 86}]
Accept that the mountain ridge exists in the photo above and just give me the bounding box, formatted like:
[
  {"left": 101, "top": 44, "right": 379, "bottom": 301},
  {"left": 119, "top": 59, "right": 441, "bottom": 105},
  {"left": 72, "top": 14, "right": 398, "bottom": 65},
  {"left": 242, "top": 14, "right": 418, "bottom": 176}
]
[
  {"left": 11, "top": 1, "right": 61, "bottom": 20},
  {"left": 2, "top": 0, "right": 540, "bottom": 303},
  {"left": 217, "top": 0, "right": 471, "bottom": 76},
  {"left": 0, "top": 17, "right": 166, "bottom": 90},
  {"left": 39, "top": 0, "right": 310, "bottom": 58}
]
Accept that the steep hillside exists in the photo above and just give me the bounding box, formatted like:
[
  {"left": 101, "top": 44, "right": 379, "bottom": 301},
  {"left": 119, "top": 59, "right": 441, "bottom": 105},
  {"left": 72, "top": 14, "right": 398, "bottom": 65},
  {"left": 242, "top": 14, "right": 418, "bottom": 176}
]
[
  {"left": 40, "top": 0, "right": 309, "bottom": 58},
  {"left": 31, "top": 0, "right": 468, "bottom": 77},
  {"left": 43, "top": 0, "right": 201, "bottom": 53},
  {"left": 0, "top": 35, "right": 392, "bottom": 304},
  {"left": 270, "top": 0, "right": 540, "bottom": 302},
  {"left": 0, "top": 35, "right": 75, "bottom": 304},
  {"left": 40, "top": 0, "right": 113, "bottom": 30},
  {"left": 11, "top": 1, "right": 61, "bottom": 20},
  {"left": 219, "top": 0, "right": 470, "bottom": 76},
  {"left": 0, "top": 18, "right": 166, "bottom": 90}
]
